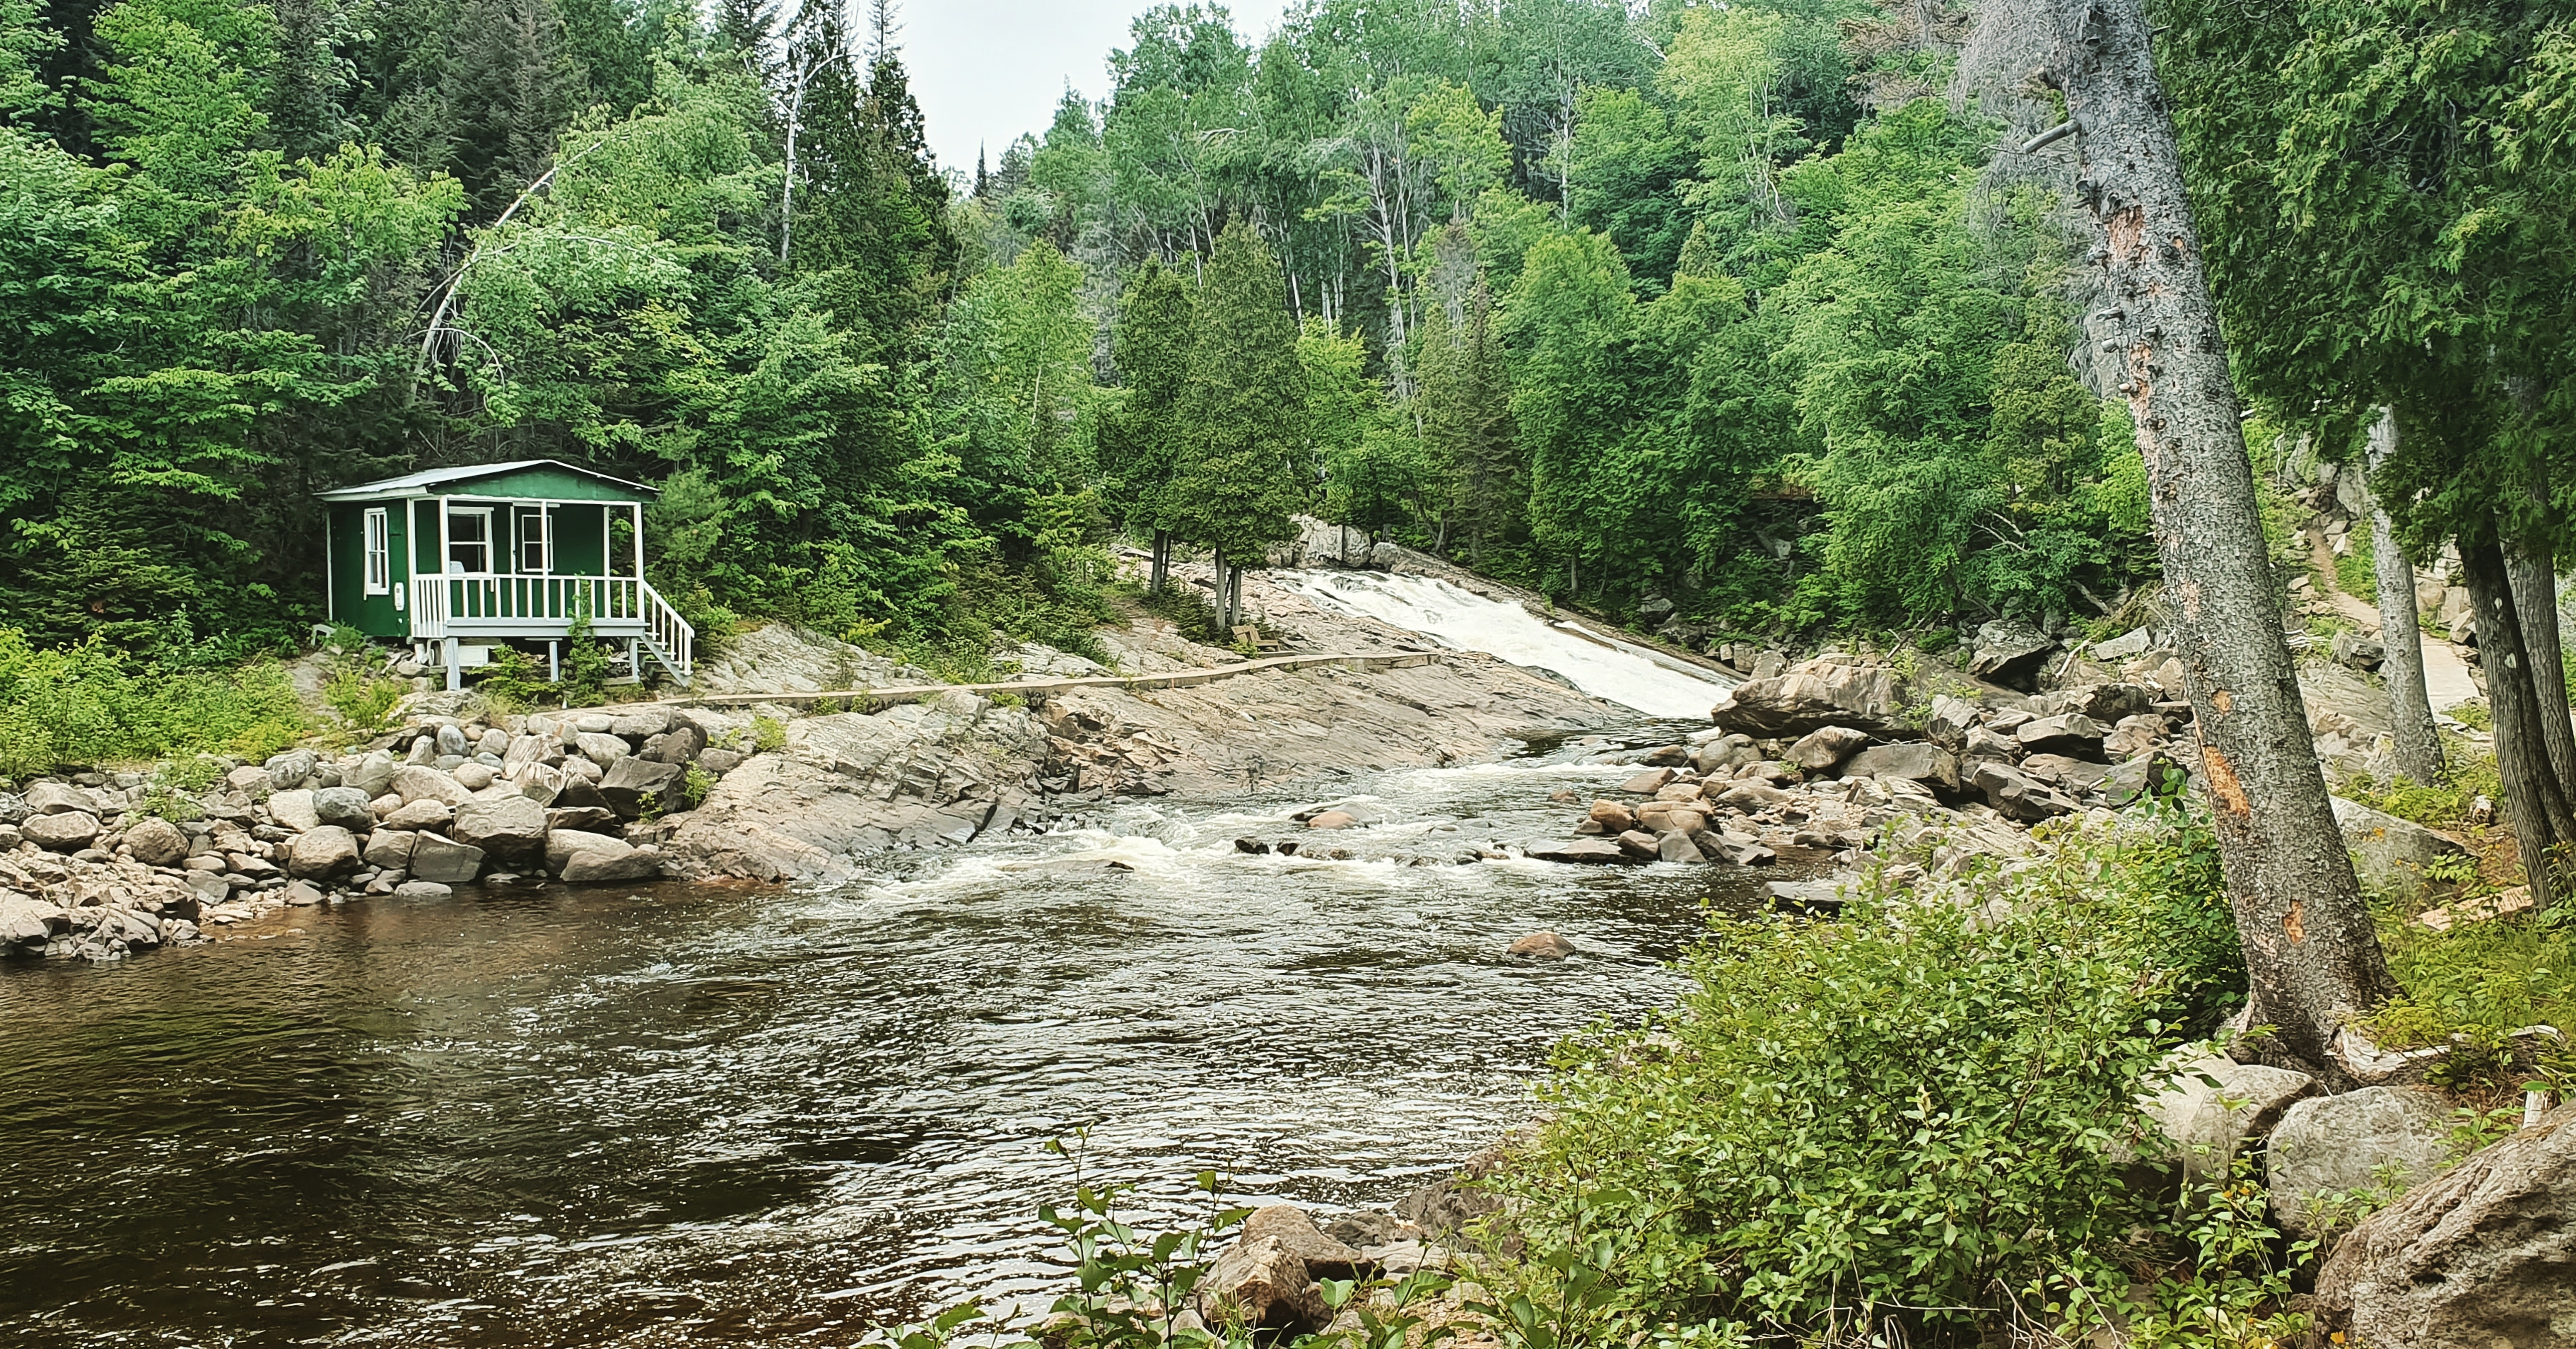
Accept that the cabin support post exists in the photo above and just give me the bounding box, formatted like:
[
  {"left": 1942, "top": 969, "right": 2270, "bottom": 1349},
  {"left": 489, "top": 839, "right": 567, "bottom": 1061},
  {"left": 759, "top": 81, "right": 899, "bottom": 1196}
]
[
  {"left": 627, "top": 638, "right": 640, "bottom": 680},
  {"left": 549, "top": 641, "right": 561, "bottom": 683},
  {"left": 443, "top": 637, "right": 461, "bottom": 692}
]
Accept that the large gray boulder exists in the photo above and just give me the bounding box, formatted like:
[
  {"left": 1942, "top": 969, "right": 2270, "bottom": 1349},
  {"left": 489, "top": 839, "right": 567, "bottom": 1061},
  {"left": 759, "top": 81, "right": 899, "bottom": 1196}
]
[
  {"left": 452, "top": 795, "right": 548, "bottom": 865},
  {"left": 408, "top": 834, "right": 485, "bottom": 884},
  {"left": 1843, "top": 742, "right": 1960, "bottom": 792},
  {"left": 23, "top": 811, "right": 102, "bottom": 852},
  {"left": 2015, "top": 714, "right": 2109, "bottom": 758},
  {"left": 2311, "top": 1100, "right": 2576, "bottom": 1349},
  {"left": 362, "top": 829, "right": 418, "bottom": 870},
  {"left": 2268, "top": 1086, "right": 2454, "bottom": 1239},
  {"left": 25, "top": 781, "right": 94, "bottom": 814},
  {"left": 599, "top": 757, "right": 684, "bottom": 819},
  {"left": 1198, "top": 1235, "right": 1328, "bottom": 1335},
  {"left": 2141, "top": 1053, "right": 2317, "bottom": 1186},
  {"left": 573, "top": 732, "right": 630, "bottom": 766},
  {"left": 311, "top": 786, "right": 375, "bottom": 831},
  {"left": 382, "top": 799, "right": 452, "bottom": 833},
  {"left": 1, "top": 894, "right": 67, "bottom": 949},
  {"left": 264, "top": 748, "right": 317, "bottom": 792},
  {"left": 1969, "top": 761, "right": 2079, "bottom": 822},
  {"left": 546, "top": 829, "right": 656, "bottom": 882},
  {"left": 390, "top": 765, "right": 472, "bottom": 808},
  {"left": 344, "top": 750, "right": 397, "bottom": 799},
  {"left": 124, "top": 815, "right": 189, "bottom": 867},
  {"left": 641, "top": 723, "right": 706, "bottom": 764},
  {"left": 1967, "top": 619, "right": 2056, "bottom": 690},
  {"left": 286, "top": 825, "right": 362, "bottom": 879},
  {"left": 1924, "top": 695, "right": 1981, "bottom": 750},
  {"left": 1786, "top": 725, "right": 1870, "bottom": 771},
  {"left": 267, "top": 789, "right": 321, "bottom": 833},
  {"left": 2332, "top": 797, "right": 2471, "bottom": 897},
  {"left": 1240, "top": 1204, "right": 1371, "bottom": 1283},
  {"left": 1709, "top": 660, "right": 1909, "bottom": 737}
]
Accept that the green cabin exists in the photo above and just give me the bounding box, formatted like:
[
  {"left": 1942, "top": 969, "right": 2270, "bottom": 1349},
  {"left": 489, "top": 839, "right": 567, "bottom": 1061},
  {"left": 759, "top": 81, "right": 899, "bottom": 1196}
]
[{"left": 317, "top": 460, "right": 693, "bottom": 689}]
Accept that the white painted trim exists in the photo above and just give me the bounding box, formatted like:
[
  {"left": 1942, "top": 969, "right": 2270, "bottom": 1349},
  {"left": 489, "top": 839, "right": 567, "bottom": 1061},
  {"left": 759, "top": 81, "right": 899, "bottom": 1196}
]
[
  {"left": 362, "top": 506, "right": 392, "bottom": 595},
  {"left": 324, "top": 513, "right": 336, "bottom": 620},
  {"left": 445, "top": 505, "right": 493, "bottom": 576},
  {"left": 517, "top": 501, "right": 552, "bottom": 574}
]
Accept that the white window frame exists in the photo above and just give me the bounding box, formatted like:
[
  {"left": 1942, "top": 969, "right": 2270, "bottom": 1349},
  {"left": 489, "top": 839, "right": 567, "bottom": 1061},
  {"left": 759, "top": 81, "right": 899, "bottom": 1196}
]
[
  {"left": 447, "top": 506, "right": 493, "bottom": 576},
  {"left": 362, "top": 507, "right": 391, "bottom": 595},
  {"left": 517, "top": 507, "right": 551, "bottom": 574}
]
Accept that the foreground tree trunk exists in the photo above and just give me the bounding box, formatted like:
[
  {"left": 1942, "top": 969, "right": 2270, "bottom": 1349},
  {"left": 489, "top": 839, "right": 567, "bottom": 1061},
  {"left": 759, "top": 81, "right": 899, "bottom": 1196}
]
[
  {"left": 1150, "top": 528, "right": 1171, "bottom": 595},
  {"left": 2461, "top": 538, "right": 2576, "bottom": 909},
  {"left": 2045, "top": 0, "right": 2396, "bottom": 1075},
  {"left": 2506, "top": 547, "right": 2576, "bottom": 795},
  {"left": 2363, "top": 411, "right": 2444, "bottom": 785},
  {"left": 1212, "top": 550, "right": 1233, "bottom": 632}
]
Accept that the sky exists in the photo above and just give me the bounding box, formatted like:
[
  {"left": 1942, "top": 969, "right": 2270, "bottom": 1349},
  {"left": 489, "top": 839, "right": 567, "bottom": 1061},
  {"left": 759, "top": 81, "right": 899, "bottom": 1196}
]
[{"left": 902, "top": 1, "right": 1294, "bottom": 181}]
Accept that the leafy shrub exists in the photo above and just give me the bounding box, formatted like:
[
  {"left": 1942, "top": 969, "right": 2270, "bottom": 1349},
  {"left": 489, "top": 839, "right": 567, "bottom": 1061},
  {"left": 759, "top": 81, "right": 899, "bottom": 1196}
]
[
  {"left": 2334, "top": 526, "right": 2377, "bottom": 600},
  {"left": 0, "top": 626, "right": 307, "bottom": 776},
  {"left": 1494, "top": 812, "right": 2243, "bottom": 1342},
  {"left": 680, "top": 764, "right": 715, "bottom": 810},
  {"left": 751, "top": 714, "right": 789, "bottom": 754}
]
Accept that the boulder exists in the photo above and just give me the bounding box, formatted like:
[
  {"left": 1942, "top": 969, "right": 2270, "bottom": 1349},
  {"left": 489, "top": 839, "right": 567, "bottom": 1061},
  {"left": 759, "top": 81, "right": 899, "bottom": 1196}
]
[
  {"left": 1711, "top": 780, "right": 1793, "bottom": 812},
  {"left": 642, "top": 723, "right": 707, "bottom": 764},
  {"left": 1620, "top": 767, "right": 1675, "bottom": 793},
  {"left": 390, "top": 765, "right": 472, "bottom": 808},
  {"left": 2332, "top": 797, "right": 2471, "bottom": 897},
  {"left": 2309, "top": 1100, "right": 2576, "bottom": 1349},
  {"left": 2331, "top": 629, "right": 2387, "bottom": 672},
  {"left": 264, "top": 749, "right": 317, "bottom": 792},
  {"left": 1787, "top": 726, "right": 1870, "bottom": 771},
  {"left": 1969, "top": 761, "right": 2080, "bottom": 822},
  {"left": 286, "top": 825, "right": 362, "bottom": 880},
  {"left": 434, "top": 723, "right": 469, "bottom": 757},
  {"left": 546, "top": 805, "right": 621, "bottom": 834},
  {"left": 267, "top": 789, "right": 322, "bottom": 833},
  {"left": 452, "top": 795, "right": 548, "bottom": 865},
  {"left": 2104, "top": 715, "right": 2169, "bottom": 761},
  {"left": 500, "top": 734, "right": 552, "bottom": 777},
  {"left": 549, "top": 829, "right": 643, "bottom": 876},
  {"left": 362, "top": 829, "right": 418, "bottom": 870},
  {"left": 1961, "top": 725, "right": 2019, "bottom": 766},
  {"left": 281, "top": 879, "right": 326, "bottom": 906},
  {"left": 1709, "top": 660, "right": 1908, "bottom": 737},
  {"left": 1925, "top": 696, "right": 1981, "bottom": 750},
  {"left": 598, "top": 757, "right": 684, "bottom": 819},
  {"left": 2015, "top": 714, "right": 2109, "bottom": 758},
  {"left": 124, "top": 816, "right": 189, "bottom": 868},
  {"left": 1241, "top": 1205, "right": 1371, "bottom": 1282},
  {"left": 1305, "top": 809, "right": 1359, "bottom": 830},
  {"left": 2141, "top": 1054, "right": 2317, "bottom": 1186},
  {"left": 554, "top": 774, "right": 611, "bottom": 810},
  {"left": 1842, "top": 742, "right": 1959, "bottom": 792},
  {"left": 1528, "top": 839, "right": 1624, "bottom": 864},
  {"left": 2019, "top": 754, "right": 2112, "bottom": 793},
  {"left": 1198, "top": 1235, "right": 1328, "bottom": 1336},
  {"left": 408, "top": 833, "right": 486, "bottom": 884},
  {"left": 1586, "top": 800, "right": 1637, "bottom": 833},
  {"left": 392, "top": 880, "right": 453, "bottom": 900},
  {"left": 1, "top": 894, "right": 67, "bottom": 948},
  {"left": 1967, "top": 619, "right": 2056, "bottom": 690},
  {"left": 23, "top": 811, "right": 101, "bottom": 852},
  {"left": 2093, "top": 626, "right": 2154, "bottom": 660},
  {"left": 1616, "top": 829, "right": 1661, "bottom": 859},
  {"left": 1657, "top": 829, "right": 1706, "bottom": 863},
  {"left": 383, "top": 800, "right": 453, "bottom": 833},
  {"left": 312, "top": 786, "right": 375, "bottom": 831},
  {"left": 560, "top": 839, "right": 660, "bottom": 884},
  {"left": 610, "top": 707, "right": 672, "bottom": 740},
  {"left": 2268, "top": 1087, "right": 2454, "bottom": 1239},
  {"left": 573, "top": 732, "right": 630, "bottom": 766},
  {"left": 25, "top": 781, "right": 95, "bottom": 814},
  {"left": 452, "top": 761, "right": 496, "bottom": 792}
]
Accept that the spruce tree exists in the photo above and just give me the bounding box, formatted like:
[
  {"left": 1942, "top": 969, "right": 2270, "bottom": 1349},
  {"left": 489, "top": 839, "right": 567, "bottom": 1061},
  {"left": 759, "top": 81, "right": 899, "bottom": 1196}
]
[
  {"left": 1103, "top": 260, "right": 1194, "bottom": 592},
  {"left": 1169, "top": 220, "right": 1306, "bottom": 631}
]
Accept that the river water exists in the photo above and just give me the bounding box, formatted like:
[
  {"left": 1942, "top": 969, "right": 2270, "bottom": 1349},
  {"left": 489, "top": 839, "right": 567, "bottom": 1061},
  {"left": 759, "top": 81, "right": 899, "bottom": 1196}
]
[{"left": 1, "top": 588, "right": 1751, "bottom": 1348}]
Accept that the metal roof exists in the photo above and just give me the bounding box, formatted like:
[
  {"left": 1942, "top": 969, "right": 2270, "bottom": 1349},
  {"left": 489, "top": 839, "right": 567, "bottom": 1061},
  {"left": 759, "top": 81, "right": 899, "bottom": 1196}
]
[{"left": 315, "top": 458, "right": 657, "bottom": 501}]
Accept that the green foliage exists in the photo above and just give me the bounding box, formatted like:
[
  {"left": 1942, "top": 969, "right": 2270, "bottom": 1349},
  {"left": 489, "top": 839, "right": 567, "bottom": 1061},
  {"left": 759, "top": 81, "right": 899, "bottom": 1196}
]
[
  {"left": 0, "top": 626, "right": 305, "bottom": 776},
  {"left": 2027, "top": 1157, "right": 2314, "bottom": 1349},
  {"left": 2369, "top": 911, "right": 2576, "bottom": 1092},
  {"left": 751, "top": 713, "right": 788, "bottom": 754},
  {"left": 1499, "top": 809, "right": 2244, "bottom": 1338},
  {"left": 2335, "top": 524, "right": 2378, "bottom": 600},
  {"left": 324, "top": 664, "right": 406, "bottom": 733},
  {"left": 1166, "top": 221, "right": 1307, "bottom": 566}
]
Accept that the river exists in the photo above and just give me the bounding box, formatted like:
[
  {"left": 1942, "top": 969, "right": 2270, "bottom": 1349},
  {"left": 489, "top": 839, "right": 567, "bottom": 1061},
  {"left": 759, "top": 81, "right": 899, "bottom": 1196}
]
[{"left": 0, "top": 580, "right": 1752, "bottom": 1348}]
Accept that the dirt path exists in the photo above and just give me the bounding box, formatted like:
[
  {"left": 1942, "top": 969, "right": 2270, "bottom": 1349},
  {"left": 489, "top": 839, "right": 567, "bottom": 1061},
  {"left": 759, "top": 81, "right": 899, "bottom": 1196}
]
[{"left": 2311, "top": 534, "right": 2481, "bottom": 712}]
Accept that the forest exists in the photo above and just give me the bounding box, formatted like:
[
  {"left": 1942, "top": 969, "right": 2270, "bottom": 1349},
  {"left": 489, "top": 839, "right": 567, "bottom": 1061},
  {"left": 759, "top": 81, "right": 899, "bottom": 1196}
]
[{"left": 2, "top": 0, "right": 2565, "bottom": 672}]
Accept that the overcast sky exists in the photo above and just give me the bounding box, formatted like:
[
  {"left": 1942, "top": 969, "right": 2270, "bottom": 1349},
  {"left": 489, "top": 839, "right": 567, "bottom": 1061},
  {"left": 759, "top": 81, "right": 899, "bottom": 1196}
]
[{"left": 903, "top": 1, "right": 1294, "bottom": 180}]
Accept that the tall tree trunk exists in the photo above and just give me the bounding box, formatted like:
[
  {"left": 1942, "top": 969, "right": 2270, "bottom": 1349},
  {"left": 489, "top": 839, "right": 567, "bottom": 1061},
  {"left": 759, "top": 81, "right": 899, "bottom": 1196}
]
[
  {"left": 2463, "top": 537, "right": 2576, "bottom": 910},
  {"left": 2507, "top": 547, "right": 2576, "bottom": 795},
  {"left": 2045, "top": 0, "right": 2395, "bottom": 1075},
  {"left": 2363, "top": 411, "right": 2443, "bottom": 784},
  {"left": 1212, "top": 549, "right": 1231, "bottom": 632},
  {"left": 1149, "top": 528, "right": 1170, "bottom": 596}
]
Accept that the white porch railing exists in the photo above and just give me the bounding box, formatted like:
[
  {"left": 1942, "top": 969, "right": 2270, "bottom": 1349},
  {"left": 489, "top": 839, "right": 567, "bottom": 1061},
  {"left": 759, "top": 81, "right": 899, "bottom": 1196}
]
[{"left": 408, "top": 573, "right": 693, "bottom": 685}]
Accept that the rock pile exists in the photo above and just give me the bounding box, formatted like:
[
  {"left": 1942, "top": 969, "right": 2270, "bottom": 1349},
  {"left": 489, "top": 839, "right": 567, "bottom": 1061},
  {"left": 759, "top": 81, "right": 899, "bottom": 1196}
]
[
  {"left": 0, "top": 703, "right": 752, "bottom": 961},
  {"left": 1526, "top": 655, "right": 2191, "bottom": 867}
]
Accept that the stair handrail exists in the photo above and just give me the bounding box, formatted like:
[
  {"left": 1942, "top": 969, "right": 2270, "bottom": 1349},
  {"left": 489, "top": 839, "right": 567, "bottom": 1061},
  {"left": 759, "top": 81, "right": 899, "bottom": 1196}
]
[{"left": 638, "top": 579, "right": 695, "bottom": 687}]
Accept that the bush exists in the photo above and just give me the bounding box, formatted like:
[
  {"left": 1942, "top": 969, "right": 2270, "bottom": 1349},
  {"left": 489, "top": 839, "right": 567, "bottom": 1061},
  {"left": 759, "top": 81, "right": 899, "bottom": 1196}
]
[
  {"left": 1492, "top": 811, "right": 2244, "bottom": 1343},
  {"left": 0, "top": 626, "right": 308, "bottom": 776}
]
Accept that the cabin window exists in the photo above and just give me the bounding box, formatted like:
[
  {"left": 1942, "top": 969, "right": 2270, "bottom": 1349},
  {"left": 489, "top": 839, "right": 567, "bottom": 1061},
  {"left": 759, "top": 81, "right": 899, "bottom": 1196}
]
[
  {"left": 362, "top": 508, "right": 390, "bottom": 595},
  {"left": 517, "top": 508, "right": 550, "bottom": 573},
  {"left": 447, "top": 507, "right": 491, "bottom": 575}
]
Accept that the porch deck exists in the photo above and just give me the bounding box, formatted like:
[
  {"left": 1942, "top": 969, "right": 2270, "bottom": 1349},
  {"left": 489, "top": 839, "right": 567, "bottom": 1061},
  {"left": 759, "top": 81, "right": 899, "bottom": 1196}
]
[{"left": 407, "top": 573, "right": 693, "bottom": 685}]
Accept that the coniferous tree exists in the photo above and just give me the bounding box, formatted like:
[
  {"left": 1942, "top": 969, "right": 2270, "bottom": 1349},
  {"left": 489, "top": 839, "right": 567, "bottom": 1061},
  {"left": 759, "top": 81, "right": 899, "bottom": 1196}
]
[
  {"left": 440, "top": 0, "right": 581, "bottom": 214},
  {"left": 1102, "top": 259, "right": 1194, "bottom": 592},
  {"left": 1169, "top": 218, "right": 1306, "bottom": 631}
]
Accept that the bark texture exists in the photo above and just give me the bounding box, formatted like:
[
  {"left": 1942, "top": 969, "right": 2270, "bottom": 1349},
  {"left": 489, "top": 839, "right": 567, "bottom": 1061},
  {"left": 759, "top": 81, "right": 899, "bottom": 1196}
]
[
  {"left": 2462, "top": 538, "right": 2576, "bottom": 909},
  {"left": 1149, "top": 528, "right": 1171, "bottom": 595},
  {"left": 2505, "top": 548, "right": 2576, "bottom": 794},
  {"left": 2047, "top": 0, "right": 2394, "bottom": 1072},
  {"left": 2363, "top": 411, "right": 2444, "bottom": 784}
]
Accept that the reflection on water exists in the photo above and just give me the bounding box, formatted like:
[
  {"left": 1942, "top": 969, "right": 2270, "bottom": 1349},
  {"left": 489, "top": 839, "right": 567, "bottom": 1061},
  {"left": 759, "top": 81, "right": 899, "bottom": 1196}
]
[{"left": 0, "top": 727, "right": 1779, "bottom": 1348}]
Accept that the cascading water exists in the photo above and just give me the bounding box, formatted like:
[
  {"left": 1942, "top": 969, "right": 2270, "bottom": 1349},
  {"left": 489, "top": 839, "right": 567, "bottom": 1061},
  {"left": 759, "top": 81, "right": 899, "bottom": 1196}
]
[{"left": 1280, "top": 571, "right": 1734, "bottom": 719}]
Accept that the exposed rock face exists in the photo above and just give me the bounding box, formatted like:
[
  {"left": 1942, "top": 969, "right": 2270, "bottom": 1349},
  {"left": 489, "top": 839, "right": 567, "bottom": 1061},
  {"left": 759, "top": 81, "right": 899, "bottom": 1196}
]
[
  {"left": 1787, "top": 725, "right": 1870, "bottom": 771},
  {"left": 662, "top": 700, "right": 1051, "bottom": 883},
  {"left": 599, "top": 757, "right": 684, "bottom": 819},
  {"left": 2268, "top": 1087, "right": 2454, "bottom": 1239},
  {"left": 1199, "top": 1236, "right": 1328, "bottom": 1334},
  {"left": 2331, "top": 797, "right": 2470, "bottom": 898},
  {"left": 1709, "top": 660, "right": 1908, "bottom": 737},
  {"left": 1239, "top": 1205, "right": 1370, "bottom": 1282},
  {"left": 1969, "top": 761, "right": 2079, "bottom": 822},
  {"left": 2310, "top": 1101, "right": 2576, "bottom": 1349},
  {"left": 408, "top": 834, "right": 486, "bottom": 884},
  {"left": 1843, "top": 742, "right": 1959, "bottom": 792}
]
